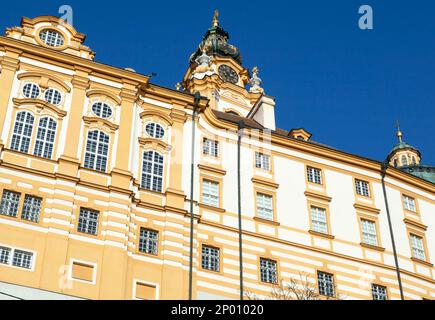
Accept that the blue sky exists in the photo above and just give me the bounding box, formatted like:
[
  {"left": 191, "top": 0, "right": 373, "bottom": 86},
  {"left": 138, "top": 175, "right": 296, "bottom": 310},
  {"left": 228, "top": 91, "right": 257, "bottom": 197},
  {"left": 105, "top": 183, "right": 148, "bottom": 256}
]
[{"left": 1, "top": 0, "right": 434, "bottom": 164}]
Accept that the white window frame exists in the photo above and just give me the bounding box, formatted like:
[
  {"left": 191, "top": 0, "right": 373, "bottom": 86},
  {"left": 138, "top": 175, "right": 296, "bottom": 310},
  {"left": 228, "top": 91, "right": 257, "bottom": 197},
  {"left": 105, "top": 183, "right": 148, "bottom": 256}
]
[
  {"left": 202, "top": 179, "right": 220, "bottom": 207},
  {"left": 77, "top": 207, "right": 99, "bottom": 236},
  {"left": 256, "top": 193, "right": 274, "bottom": 221},
  {"left": 203, "top": 138, "right": 219, "bottom": 157},
  {"left": 21, "top": 194, "right": 42, "bottom": 223},
  {"left": 141, "top": 150, "right": 164, "bottom": 193},
  {"left": 10, "top": 111, "right": 35, "bottom": 153},
  {"left": 138, "top": 227, "right": 159, "bottom": 256},
  {"left": 145, "top": 122, "right": 165, "bottom": 139},
  {"left": 201, "top": 245, "right": 220, "bottom": 272},
  {"left": 44, "top": 88, "right": 62, "bottom": 105},
  {"left": 259, "top": 258, "right": 278, "bottom": 284},
  {"left": 403, "top": 195, "right": 416, "bottom": 212},
  {"left": 307, "top": 166, "right": 322, "bottom": 184},
  {"left": 372, "top": 284, "right": 388, "bottom": 300},
  {"left": 0, "top": 243, "right": 36, "bottom": 272},
  {"left": 33, "top": 116, "right": 57, "bottom": 159},
  {"left": 410, "top": 234, "right": 426, "bottom": 261},
  {"left": 84, "top": 130, "right": 110, "bottom": 172},
  {"left": 22, "top": 82, "right": 40, "bottom": 99},
  {"left": 361, "top": 219, "right": 378, "bottom": 246},
  {"left": 68, "top": 258, "right": 97, "bottom": 285},
  {"left": 311, "top": 206, "right": 328, "bottom": 234},
  {"left": 255, "top": 152, "right": 270, "bottom": 171},
  {"left": 132, "top": 279, "right": 160, "bottom": 300},
  {"left": 317, "top": 271, "right": 335, "bottom": 297},
  {"left": 39, "top": 29, "right": 64, "bottom": 47},
  {"left": 355, "top": 179, "right": 370, "bottom": 197}
]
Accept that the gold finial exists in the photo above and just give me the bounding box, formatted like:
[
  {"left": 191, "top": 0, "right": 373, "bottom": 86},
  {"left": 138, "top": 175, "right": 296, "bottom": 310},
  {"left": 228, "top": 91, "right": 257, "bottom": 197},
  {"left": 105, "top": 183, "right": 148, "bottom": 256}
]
[
  {"left": 396, "top": 120, "right": 403, "bottom": 143},
  {"left": 212, "top": 9, "right": 219, "bottom": 27},
  {"left": 252, "top": 66, "right": 259, "bottom": 75},
  {"left": 175, "top": 82, "right": 182, "bottom": 91}
]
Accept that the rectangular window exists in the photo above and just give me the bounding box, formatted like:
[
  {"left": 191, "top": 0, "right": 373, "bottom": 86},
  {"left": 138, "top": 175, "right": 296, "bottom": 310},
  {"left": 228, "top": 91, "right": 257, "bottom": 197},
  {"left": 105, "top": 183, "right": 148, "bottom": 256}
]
[
  {"left": 135, "top": 282, "right": 156, "bottom": 300},
  {"left": 255, "top": 152, "right": 270, "bottom": 171},
  {"left": 202, "top": 180, "right": 219, "bottom": 207},
  {"left": 12, "top": 249, "right": 33, "bottom": 269},
  {"left": 203, "top": 138, "right": 219, "bottom": 157},
  {"left": 311, "top": 207, "right": 328, "bottom": 234},
  {"left": 201, "top": 245, "right": 220, "bottom": 272},
  {"left": 21, "top": 195, "right": 42, "bottom": 223},
  {"left": 372, "top": 284, "right": 387, "bottom": 300},
  {"left": 260, "top": 258, "right": 278, "bottom": 284},
  {"left": 317, "top": 271, "right": 335, "bottom": 297},
  {"left": 77, "top": 208, "right": 99, "bottom": 235},
  {"left": 410, "top": 234, "right": 426, "bottom": 261},
  {"left": 355, "top": 179, "right": 370, "bottom": 197},
  {"left": 71, "top": 261, "right": 95, "bottom": 282},
  {"left": 361, "top": 219, "right": 378, "bottom": 246},
  {"left": 256, "top": 193, "right": 274, "bottom": 221},
  {"left": 0, "top": 190, "right": 21, "bottom": 218},
  {"left": 138, "top": 228, "right": 159, "bottom": 255},
  {"left": 0, "top": 246, "right": 11, "bottom": 265},
  {"left": 403, "top": 195, "right": 416, "bottom": 212},
  {"left": 307, "top": 167, "right": 322, "bottom": 184}
]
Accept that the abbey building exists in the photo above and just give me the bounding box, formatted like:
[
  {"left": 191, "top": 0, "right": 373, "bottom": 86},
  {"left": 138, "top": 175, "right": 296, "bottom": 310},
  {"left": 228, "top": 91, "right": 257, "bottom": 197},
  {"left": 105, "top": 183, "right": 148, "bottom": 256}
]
[{"left": 0, "top": 13, "right": 433, "bottom": 300}]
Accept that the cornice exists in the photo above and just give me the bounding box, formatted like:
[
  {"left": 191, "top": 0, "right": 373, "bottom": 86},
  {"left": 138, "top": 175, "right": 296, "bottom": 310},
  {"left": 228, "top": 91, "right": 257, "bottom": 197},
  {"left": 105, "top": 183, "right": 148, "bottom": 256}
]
[
  {"left": 403, "top": 218, "right": 428, "bottom": 231},
  {"left": 251, "top": 177, "right": 279, "bottom": 189},
  {"left": 198, "top": 164, "right": 227, "bottom": 176},
  {"left": 353, "top": 203, "right": 381, "bottom": 214},
  {"left": 82, "top": 116, "right": 119, "bottom": 131},
  {"left": 305, "top": 191, "right": 332, "bottom": 203},
  {"left": 13, "top": 98, "right": 67, "bottom": 118}
]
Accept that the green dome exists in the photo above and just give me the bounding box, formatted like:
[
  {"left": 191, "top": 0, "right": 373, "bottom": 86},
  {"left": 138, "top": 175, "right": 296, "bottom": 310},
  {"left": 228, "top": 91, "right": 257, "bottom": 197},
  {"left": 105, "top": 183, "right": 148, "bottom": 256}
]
[{"left": 390, "top": 141, "right": 420, "bottom": 156}]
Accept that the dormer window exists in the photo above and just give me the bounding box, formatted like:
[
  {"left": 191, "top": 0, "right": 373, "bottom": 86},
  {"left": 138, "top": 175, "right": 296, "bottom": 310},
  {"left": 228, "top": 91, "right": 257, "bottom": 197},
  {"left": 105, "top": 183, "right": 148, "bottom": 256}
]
[
  {"left": 39, "top": 29, "right": 64, "bottom": 47},
  {"left": 22, "top": 83, "right": 40, "bottom": 99},
  {"left": 44, "top": 88, "right": 62, "bottom": 105},
  {"left": 91, "top": 102, "right": 113, "bottom": 119}
]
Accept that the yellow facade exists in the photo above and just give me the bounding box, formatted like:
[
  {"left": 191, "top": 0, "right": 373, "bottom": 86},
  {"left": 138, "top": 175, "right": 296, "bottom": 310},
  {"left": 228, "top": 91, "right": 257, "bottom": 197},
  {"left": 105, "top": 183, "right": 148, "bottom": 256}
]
[{"left": 0, "top": 15, "right": 434, "bottom": 300}]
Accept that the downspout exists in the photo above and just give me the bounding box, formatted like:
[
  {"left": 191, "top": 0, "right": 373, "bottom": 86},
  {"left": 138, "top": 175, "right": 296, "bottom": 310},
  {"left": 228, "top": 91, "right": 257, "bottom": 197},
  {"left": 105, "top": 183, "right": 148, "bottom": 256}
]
[
  {"left": 237, "top": 120, "right": 245, "bottom": 300},
  {"left": 380, "top": 160, "right": 404, "bottom": 300},
  {"left": 188, "top": 92, "right": 200, "bottom": 300}
]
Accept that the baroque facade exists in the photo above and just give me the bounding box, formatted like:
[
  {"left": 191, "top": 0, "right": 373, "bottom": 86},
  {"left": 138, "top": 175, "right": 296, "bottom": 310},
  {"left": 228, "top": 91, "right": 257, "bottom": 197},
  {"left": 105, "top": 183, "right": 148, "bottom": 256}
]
[{"left": 0, "top": 14, "right": 434, "bottom": 300}]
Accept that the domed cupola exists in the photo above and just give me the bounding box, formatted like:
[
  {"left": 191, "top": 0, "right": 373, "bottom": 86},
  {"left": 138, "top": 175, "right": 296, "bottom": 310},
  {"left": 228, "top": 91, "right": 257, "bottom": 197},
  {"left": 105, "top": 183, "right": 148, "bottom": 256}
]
[
  {"left": 388, "top": 123, "right": 421, "bottom": 168},
  {"left": 189, "top": 10, "right": 242, "bottom": 65}
]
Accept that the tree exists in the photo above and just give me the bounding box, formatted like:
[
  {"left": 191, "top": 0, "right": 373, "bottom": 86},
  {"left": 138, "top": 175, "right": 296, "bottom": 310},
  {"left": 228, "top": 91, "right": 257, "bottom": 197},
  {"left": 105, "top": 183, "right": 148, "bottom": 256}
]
[{"left": 245, "top": 273, "right": 345, "bottom": 300}]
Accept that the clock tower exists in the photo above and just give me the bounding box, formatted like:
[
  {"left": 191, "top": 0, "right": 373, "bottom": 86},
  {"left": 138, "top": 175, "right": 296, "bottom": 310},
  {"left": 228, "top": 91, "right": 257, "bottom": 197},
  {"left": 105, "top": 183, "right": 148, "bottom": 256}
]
[{"left": 182, "top": 10, "right": 263, "bottom": 117}]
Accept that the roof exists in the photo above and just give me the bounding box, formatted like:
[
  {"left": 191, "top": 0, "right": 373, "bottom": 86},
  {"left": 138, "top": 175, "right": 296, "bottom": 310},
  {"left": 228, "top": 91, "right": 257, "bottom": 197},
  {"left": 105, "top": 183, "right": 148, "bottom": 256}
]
[{"left": 399, "top": 165, "right": 435, "bottom": 184}]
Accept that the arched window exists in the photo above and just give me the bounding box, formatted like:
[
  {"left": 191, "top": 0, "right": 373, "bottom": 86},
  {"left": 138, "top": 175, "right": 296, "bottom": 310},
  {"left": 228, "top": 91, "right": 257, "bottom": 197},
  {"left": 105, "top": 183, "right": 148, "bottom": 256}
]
[
  {"left": 33, "top": 117, "right": 57, "bottom": 159},
  {"left": 141, "top": 151, "right": 164, "bottom": 192},
  {"left": 91, "top": 102, "right": 112, "bottom": 119},
  {"left": 393, "top": 159, "right": 398, "bottom": 167},
  {"left": 10, "top": 111, "right": 34, "bottom": 153},
  {"left": 145, "top": 123, "right": 165, "bottom": 139},
  {"left": 412, "top": 156, "right": 417, "bottom": 165},
  {"left": 44, "top": 88, "right": 62, "bottom": 105},
  {"left": 84, "top": 130, "right": 109, "bottom": 172},
  {"left": 401, "top": 155, "right": 408, "bottom": 166},
  {"left": 39, "top": 29, "right": 64, "bottom": 47}
]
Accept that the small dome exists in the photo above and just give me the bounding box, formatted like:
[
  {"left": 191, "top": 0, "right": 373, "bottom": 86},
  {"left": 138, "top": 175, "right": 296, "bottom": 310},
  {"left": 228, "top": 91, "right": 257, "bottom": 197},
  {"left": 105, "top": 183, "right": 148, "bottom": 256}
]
[
  {"left": 190, "top": 10, "right": 242, "bottom": 65},
  {"left": 390, "top": 141, "right": 420, "bottom": 156}
]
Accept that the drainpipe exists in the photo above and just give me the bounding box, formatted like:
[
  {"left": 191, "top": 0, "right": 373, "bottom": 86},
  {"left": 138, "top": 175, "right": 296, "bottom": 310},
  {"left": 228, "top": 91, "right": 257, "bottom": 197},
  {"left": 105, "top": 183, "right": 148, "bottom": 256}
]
[
  {"left": 237, "top": 120, "right": 245, "bottom": 300},
  {"left": 188, "top": 92, "right": 200, "bottom": 300},
  {"left": 380, "top": 160, "right": 404, "bottom": 300}
]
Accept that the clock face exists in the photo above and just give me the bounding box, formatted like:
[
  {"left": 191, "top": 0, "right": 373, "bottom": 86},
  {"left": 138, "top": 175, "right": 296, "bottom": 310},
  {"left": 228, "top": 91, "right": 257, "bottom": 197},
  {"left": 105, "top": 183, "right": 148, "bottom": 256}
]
[{"left": 218, "top": 65, "right": 239, "bottom": 84}]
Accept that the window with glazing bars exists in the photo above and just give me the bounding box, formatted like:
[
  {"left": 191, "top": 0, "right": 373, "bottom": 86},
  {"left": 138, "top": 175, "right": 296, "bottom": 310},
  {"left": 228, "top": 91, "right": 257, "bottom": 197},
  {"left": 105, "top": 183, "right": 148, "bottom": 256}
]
[
  {"left": 201, "top": 246, "right": 220, "bottom": 272},
  {"left": 84, "top": 130, "right": 109, "bottom": 172},
  {"left": 317, "top": 271, "right": 335, "bottom": 297},
  {"left": 0, "top": 190, "right": 21, "bottom": 217},
  {"left": 260, "top": 258, "right": 278, "bottom": 284},
  {"left": 361, "top": 219, "right": 378, "bottom": 246},
  {"left": 372, "top": 284, "right": 387, "bottom": 300},
  {"left": 0, "top": 246, "right": 11, "bottom": 265},
  {"left": 202, "top": 180, "right": 219, "bottom": 207},
  {"left": 355, "top": 179, "right": 370, "bottom": 197},
  {"left": 403, "top": 195, "right": 416, "bottom": 212},
  {"left": 255, "top": 152, "right": 270, "bottom": 171},
  {"left": 12, "top": 249, "right": 33, "bottom": 269},
  {"left": 203, "top": 138, "right": 219, "bottom": 157},
  {"left": 21, "top": 195, "right": 42, "bottom": 223},
  {"left": 33, "top": 117, "right": 57, "bottom": 159},
  {"left": 410, "top": 234, "right": 426, "bottom": 261},
  {"left": 10, "top": 111, "right": 34, "bottom": 153},
  {"left": 307, "top": 167, "right": 322, "bottom": 184},
  {"left": 77, "top": 208, "right": 99, "bottom": 235},
  {"left": 256, "top": 193, "right": 273, "bottom": 221},
  {"left": 138, "top": 228, "right": 158, "bottom": 255},
  {"left": 141, "top": 151, "right": 164, "bottom": 193},
  {"left": 311, "top": 207, "right": 328, "bottom": 234}
]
